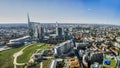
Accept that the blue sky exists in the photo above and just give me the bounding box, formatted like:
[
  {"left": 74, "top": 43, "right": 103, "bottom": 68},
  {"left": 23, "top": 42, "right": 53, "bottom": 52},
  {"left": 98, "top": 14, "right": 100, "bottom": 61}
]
[{"left": 0, "top": 0, "right": 120, "bottom": 25}]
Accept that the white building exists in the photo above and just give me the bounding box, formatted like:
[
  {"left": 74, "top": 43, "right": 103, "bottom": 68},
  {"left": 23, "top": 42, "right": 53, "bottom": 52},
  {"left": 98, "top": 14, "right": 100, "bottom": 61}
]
[
  {"left": 54, "top": 40, "right": 74, "bottom": 57},
  {"left": 7, "top": 36, "right": 30, "bottom": 47}
]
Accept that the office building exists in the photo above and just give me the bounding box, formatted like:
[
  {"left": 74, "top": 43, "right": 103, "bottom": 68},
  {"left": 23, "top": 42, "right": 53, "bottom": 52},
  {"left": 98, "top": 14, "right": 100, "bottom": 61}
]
[
  {"left": 27, "top": 14, "right": 44, "bottom": 39},
  {"left": 54, "top": 40, "right": 74, "bottom": 57},
  {"left": 56, "top": 22, "right": 63, "bottom": 36}
]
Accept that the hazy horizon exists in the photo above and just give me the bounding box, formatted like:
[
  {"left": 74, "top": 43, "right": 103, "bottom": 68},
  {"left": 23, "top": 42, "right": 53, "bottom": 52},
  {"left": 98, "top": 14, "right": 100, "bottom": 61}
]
[
  {"left": 0, "top": 0, "right": 120, "bottom": 25},
  {"left": 0, "top": 22, "right": 120, "bottom": 26}
]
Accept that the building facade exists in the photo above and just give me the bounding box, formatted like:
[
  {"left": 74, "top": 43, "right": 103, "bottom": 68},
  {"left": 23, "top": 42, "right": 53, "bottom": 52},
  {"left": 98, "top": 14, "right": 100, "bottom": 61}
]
[{"left": 27, "top": 14, "right": 44, "bottom": 39}]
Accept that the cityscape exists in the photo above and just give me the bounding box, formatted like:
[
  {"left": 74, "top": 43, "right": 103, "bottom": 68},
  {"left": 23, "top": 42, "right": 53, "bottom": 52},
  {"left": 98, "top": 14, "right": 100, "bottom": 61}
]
[{"left": 0, "top": 0, "right": 120, "bottom": 68}]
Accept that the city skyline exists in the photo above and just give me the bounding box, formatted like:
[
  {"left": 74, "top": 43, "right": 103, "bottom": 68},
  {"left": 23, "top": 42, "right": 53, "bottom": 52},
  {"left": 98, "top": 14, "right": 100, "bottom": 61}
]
[{"left": 0, "top": 0, "right": 120, "bottom": 25}]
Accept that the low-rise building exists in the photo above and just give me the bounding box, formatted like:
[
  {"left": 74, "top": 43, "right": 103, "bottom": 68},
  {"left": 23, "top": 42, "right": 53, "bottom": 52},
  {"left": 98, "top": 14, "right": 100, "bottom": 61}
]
[{"left": 7, "top": 36, "right": 30, "bottom": 47}]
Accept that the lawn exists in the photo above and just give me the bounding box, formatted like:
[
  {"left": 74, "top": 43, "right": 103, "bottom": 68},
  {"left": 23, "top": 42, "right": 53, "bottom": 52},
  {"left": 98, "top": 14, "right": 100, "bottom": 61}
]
[
  {"left": 0, "top": 46, "right": 25, "bottom": 68},
  {"left": 17, "top": 43, "right": 49, "bottom": 63}
]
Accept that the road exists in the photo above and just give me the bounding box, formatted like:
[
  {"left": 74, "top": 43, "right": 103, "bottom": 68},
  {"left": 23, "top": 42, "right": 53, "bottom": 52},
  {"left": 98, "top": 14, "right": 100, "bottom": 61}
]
[{"left": 40, "top": 62, "right": 43, "bottom": 68}]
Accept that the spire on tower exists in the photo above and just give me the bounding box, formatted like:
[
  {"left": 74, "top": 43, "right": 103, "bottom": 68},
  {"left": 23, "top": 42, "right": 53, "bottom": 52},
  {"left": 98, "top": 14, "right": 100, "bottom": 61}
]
[
  {"left": 56, "top": 21, "right": 58, "bottom": 27},
  {"left": 27, "top": 13, "right": 30, "bottom": 23}
]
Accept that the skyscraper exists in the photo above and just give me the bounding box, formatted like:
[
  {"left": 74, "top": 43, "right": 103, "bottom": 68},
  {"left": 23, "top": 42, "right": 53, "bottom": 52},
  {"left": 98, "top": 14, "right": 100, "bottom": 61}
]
[
  {"left": 27, "top": 14, "right": 44, "bottom": 39},
  {"left": 56, "top": 22, "right": 63, "bottom": 36},
  {"left": 56, "top": 21, "right": 59, "bottom": 36},
  {"left": 27, "top": 13, "right": 34, "bottom": 38}
]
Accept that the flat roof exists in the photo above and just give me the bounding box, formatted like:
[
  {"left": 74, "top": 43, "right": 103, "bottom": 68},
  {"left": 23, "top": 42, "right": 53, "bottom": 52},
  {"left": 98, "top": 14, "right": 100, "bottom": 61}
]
[
  {"left": 10, "top": 36, "right": 30, "bottom": 42},
  {"left": 55, "top": 40, "right": 71, "bottom": 48}
]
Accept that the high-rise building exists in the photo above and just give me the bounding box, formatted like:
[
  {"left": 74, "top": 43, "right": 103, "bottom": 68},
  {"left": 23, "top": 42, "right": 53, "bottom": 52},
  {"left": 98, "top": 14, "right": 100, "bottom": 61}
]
[
  {"left": 27, "top": 13, "right": 34, "bottom": 37},
  {"left": 27, "top": 14, "right": 44, "bottom": 39},
  {"left": 34, "top": 23, "right": 44, "bottom": 39},
  {"left": 58, "top": 28, "right": 62, "bottom": 36},
  {"left": 56, "top": 22, "right": 63, "bottom": 36},
  {"left": 56, "top": 21, "right": 58, "bottom": 36}
]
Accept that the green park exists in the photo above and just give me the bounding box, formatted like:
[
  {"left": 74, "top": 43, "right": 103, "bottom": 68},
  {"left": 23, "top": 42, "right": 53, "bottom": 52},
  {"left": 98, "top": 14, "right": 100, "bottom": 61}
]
[{"left": 0, "top": 42, "right": 50, "bottom": 68}]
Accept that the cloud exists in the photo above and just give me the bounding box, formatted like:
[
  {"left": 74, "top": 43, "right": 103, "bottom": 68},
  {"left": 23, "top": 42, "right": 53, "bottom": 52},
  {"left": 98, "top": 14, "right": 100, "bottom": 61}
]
[{"left": 88, "top": 8, "right": 92, "bottom": 11}]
